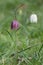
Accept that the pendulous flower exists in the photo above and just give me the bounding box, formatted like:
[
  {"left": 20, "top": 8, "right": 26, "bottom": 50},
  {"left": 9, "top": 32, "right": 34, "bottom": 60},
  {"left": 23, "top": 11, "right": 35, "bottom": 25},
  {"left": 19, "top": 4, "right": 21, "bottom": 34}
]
[{"left": 11, "top": 20, "right": 20, "bottom": 30}]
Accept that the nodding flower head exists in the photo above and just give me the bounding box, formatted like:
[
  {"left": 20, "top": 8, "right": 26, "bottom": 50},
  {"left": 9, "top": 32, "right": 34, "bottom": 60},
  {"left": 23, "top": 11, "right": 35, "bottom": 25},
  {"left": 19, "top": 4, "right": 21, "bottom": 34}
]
[{"left": 11, "top": 20, "right": 20, "bottom": 30}]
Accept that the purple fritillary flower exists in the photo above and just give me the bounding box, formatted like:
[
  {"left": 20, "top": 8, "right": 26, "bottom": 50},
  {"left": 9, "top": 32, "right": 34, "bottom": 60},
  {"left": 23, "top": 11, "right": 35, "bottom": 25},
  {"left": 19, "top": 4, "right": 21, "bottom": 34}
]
[{"left": 11, "top": 20, "right": 20, "bottom": 30}]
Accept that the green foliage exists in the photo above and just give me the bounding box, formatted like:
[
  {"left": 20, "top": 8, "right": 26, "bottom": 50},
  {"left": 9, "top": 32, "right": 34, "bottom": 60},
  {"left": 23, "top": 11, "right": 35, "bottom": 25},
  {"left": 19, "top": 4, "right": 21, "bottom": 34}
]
[{"left": 0, "top": 0, "right": 43, "bottom": 65}]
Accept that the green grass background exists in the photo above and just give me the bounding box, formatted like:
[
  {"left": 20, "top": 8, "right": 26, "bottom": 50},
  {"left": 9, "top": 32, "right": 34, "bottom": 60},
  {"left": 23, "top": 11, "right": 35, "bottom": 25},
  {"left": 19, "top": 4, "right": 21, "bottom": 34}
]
[{"left": 0, "top": 0, "right": 43, "bottom": 65}]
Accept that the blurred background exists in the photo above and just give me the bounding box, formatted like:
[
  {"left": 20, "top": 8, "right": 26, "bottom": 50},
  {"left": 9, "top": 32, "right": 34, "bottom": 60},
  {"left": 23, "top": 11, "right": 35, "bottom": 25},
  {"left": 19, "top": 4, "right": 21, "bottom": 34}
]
[{"left": 0, "top": 0, "right": 43, "bottom": 65}]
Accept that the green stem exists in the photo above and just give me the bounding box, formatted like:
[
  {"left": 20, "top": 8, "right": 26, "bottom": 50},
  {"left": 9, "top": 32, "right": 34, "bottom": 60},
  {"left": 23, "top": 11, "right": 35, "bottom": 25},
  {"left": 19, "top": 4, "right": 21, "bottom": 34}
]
[
  {"left": 38, "top": 44, "right": 43, "bottom": 57},
  {"left": 14, "top": 4, "right": 25, "bottom": 19},
  {"left": 10, "top": 44, "right": 38, "bottom": 57}
]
